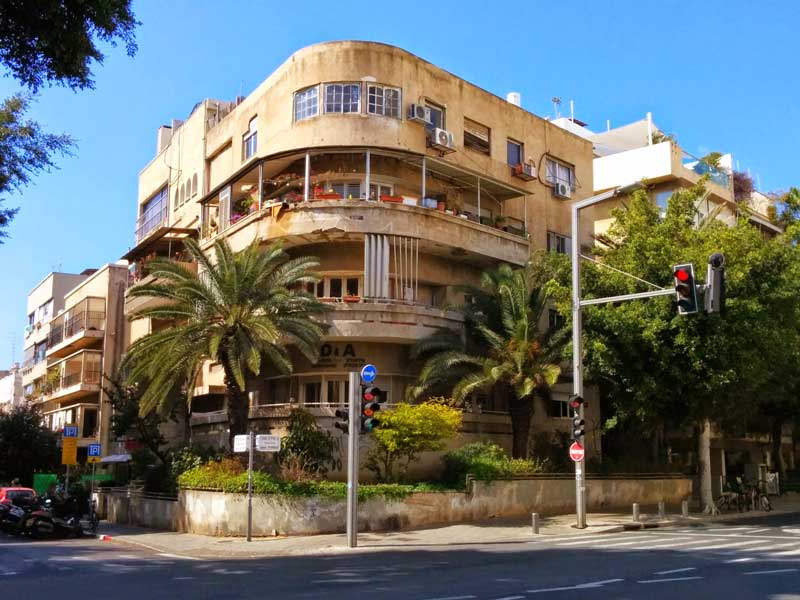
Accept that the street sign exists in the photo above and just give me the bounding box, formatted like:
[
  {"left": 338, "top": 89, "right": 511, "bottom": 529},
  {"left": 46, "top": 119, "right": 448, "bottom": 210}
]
[
  {"left": 63, "top": 425, "right": 79, "bottom": 438},
  {"left": 360, "top": 364, "right": 377, "bottom": 383},
  {"left": 87, "top": 443, "right": 102, "bottom": 464},
  {"left": 61, "top": 438, "right": 78, "bottom": 465},
  {"left": 569, "top": 442, "right": 585, "bottom": 463},
  {"left": 255, "top": 434, "right": 281, "bottom": 453},
  {"left": 233, "top": 435, "right": 250, "bottom": 453}
]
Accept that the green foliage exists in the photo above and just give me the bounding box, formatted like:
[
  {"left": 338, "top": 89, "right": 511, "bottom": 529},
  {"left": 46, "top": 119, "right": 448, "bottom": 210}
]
[
  {"left": 106, "top": 372, "right": 169, "bottom": 465},
  {"left": 0, "top": 0, "right": 138, "bottom": 91},
  {"left": 168, "top": 444, "right": 224, "bottom": 481},
  {"left": 365, "top": 401, "right": 462, "bottom": 483},
  {"left": 278, "top": 408, "right": 341, "bottom": 476},
  {"left": 441, "top": 442, "right": 551, "bottom": 487},
  {"left": 0, "top": 406, "right": 60, "bottom": 485},
  {"left": 124, "top": 238, "right": 327, "bottom": 448},
  {"left": 177, "top": 460, "right": 445, "bottom": 500}
]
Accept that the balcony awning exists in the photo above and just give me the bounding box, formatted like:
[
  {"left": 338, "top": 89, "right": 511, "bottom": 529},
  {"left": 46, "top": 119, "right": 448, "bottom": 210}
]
[
  {"left": 100, "top": 454, "right": 132, "bottom": 464},
  {"left": 122, "top": 226, "right": 197, "bottom": 261}
]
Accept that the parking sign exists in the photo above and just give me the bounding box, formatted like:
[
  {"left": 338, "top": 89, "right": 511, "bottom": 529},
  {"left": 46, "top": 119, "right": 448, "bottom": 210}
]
[{"left": 63, "top": 425, "right": 78, "bottom": 438}]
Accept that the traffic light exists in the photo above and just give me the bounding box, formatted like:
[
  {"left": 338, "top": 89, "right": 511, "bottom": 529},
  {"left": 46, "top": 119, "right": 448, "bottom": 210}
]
[
  {"left": 569, "top": 395, "right": 585, "bottom": 441},
  {"left": 334, "top": 407, "right": 350, "bottom": 433},
  {"left": 360, "top": 385, "right": 382, "bottom": 433},
  {"left": 673, "top": 263, "right": 698, "bottom": 315},
  {"left": 704, "top": 252, "right": 726, "bottom": 314}
]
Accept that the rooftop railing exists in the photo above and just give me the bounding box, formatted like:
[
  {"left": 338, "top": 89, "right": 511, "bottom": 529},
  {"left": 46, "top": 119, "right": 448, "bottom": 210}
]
[{"left": 681, "top": 152, "right": 732, "bottom": 189}]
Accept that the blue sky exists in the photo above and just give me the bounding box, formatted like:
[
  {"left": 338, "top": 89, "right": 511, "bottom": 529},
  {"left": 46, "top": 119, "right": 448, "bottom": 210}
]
[{"left": 2, "top": 0, "right": 799, "bottom": 366}]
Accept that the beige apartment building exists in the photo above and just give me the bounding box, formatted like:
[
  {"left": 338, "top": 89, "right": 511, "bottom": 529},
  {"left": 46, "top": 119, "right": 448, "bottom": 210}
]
[
  {"left": 124, "top": 41, "right": 600, "bottom": 458},
  {"left": 23, "top": 264, "right": 128, "bottom": 458}
]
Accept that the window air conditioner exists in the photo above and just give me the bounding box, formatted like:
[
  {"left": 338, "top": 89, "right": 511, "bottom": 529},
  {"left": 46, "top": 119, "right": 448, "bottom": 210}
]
[
  {"left": 408, "top": 104, "right": 432, "bottom": 124},
  {"left": 553, "top": 182, "right": 572, "bottom": 199},
  {"left": 427, "top": 128, "right": 456, "bottom": 153}
]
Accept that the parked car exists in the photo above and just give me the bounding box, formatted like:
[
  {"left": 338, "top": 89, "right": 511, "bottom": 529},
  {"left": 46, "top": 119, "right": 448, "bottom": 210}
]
[{"left": 0, "top": 487, "right": 37, "bottom": 506}]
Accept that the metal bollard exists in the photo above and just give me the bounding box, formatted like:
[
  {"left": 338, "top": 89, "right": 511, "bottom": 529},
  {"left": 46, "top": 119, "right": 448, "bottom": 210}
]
[
  {"left": 531, "top": 512, "right": 540, "bottom": 535},
  {"left": 681, "top": 499, "right": 689, "bottom": 518},
  {"left": 658, "top": 501, "right": 665, "bottom": 520},
  {"left": 632, "top": 503, "right": 640, "bottom": 522}
]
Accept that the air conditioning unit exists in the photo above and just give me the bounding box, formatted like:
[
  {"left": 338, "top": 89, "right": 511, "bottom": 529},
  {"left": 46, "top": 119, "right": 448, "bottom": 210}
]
[
  {"left": 427, "top": 128, "right": 456, "bottom": 153},
  {"left": 553, "top": 182, "right": 572, "bottom": 199},
  {"left": 408, "top": 103, "right": 432, "bottom": 124},
  {"left": 24, "top": 325, "right": 32, "bottom": 337},
  {"left": 512, "top": 163, "right": 536, "bottom": 181}
]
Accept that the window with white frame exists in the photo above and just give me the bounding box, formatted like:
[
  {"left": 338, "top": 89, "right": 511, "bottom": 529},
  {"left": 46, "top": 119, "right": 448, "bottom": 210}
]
[
  {"left": 368, "top": 182, "right": 393, "bottom": 200},
  {"left": 367, "top": 84, "right": 401, "bottom": 118},
  {"left": 294, "top": 86, "right": 319, "bottom": 121},
  {"left": 654, "top": 189, "right": 672, "bottom": 216},
  {"left": 548, "top": 397, "right": 571, "bottom": 419},
  {"left": 330, "top": 181, "right": 361, "bottom": 199},
  {"left": 243, "top": 117, "right": 257, "bottom": 160},
  {"left": 426, "top": 101, "right": 445, "bottom": 129},
  {"left": 545, "top": 157, "right": 575, "bottom": 188},
  {"left": 313, "top": 275, "right": 362, "bottom": 299},
  {"left": 324, "top": 83, "right": 361, "bottom": 114},
  {"left": 547, "top": 231, "right": 572, "bottom": 255}
]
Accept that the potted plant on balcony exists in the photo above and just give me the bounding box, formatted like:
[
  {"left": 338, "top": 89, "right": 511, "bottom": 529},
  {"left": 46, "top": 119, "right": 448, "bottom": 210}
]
[
  {"left": 380, "top": 194, "right": 404, "bottom": 203},
  {"left": 494, "top": 215, "right": 506, "bottom": 229},
  {"left": 343, "top": 295, "right": 361, "bottom": 303}
]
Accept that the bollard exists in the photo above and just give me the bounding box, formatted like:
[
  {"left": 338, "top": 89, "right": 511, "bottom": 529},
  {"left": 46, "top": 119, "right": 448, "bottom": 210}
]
[
  {"left": 658, "top": 501, "right": 665, "bottom": 520},
  {"left": 531, "top": 512, "right": 540, "bottom": 535},
  {"left": 632, "top": 503, "right": 640, "bottom": 522},
  {"left": 681, "top": 499, "right": 689, "bottom": 518}
]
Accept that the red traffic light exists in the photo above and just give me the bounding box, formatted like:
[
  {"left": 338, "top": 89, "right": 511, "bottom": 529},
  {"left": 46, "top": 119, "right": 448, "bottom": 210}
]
[
  {"left": 568, "top": 396, "right": 584, "bottom": 409},
  {"left": 674, "top": 268, "right": 690, "bottom": 282}
]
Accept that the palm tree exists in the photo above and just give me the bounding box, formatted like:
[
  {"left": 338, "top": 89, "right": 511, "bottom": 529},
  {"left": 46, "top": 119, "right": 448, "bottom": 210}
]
[
  {"left": 409, "top": 265, "right": 567, "bottom": 458},
  {"left": 124, "top": 238, "right": 326, "bottom": 449}
]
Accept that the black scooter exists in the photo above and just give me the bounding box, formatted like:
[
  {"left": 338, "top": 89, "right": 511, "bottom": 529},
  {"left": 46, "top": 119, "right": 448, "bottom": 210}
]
[
  {"left": 24, "top": 496, "right": 83, "bottom": 539},
  {"left": 0, "top": 497, "right": 41, "bottom": 536}
]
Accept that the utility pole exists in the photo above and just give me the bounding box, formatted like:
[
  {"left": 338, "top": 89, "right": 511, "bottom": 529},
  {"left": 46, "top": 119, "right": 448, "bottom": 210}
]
[{"left": 346, "top": 371, "right": 359, "bottom": 548}]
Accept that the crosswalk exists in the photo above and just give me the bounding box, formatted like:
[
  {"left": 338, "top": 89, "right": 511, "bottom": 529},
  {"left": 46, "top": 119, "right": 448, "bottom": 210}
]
[{"left": 528, "top": 525, "right": 800, "bottom": 562}]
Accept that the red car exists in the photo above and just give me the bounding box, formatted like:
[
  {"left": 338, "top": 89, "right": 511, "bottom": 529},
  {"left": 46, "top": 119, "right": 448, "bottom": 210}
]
[{"left": 0, "top": 487, "right": 37, "bottom": 505}]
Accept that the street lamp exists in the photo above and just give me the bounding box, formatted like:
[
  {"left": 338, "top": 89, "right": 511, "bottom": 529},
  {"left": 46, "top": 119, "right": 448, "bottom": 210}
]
[{"left": 570, "top": 181, "right": 644, "bottom": 529}]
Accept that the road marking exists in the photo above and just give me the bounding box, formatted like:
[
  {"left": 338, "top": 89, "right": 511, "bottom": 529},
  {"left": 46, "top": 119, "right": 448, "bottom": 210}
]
[
  {"left": 728, "top": 542, "right": 799, "bottom": 553},
  {"left": 2, "top": 572, "right": 18, "bottom": 576},
  {"left": 157, "top": 552, "right": 200, "bottom": 561},
  {"left": 173, "top": 577, "right": 196, "bottom": 580},
  {"left": 638, "top": 576, "right": 704, "bottom": 584},
  {"left": 420, "top": 596, "right": 476, "bottom": 600},
  {"left": 767, "top": 548, "right": 800, "bottom": 557},
  {"left": 743, "top": 568, "right": 799, "bottom": 576},
  {"left": 491, "top": 596, "right": 525, "bottom": 600},
  {"left": 527, "top": 578, "right": 624, "bottom": 593},
  {"left": 643, "top": 538, "right": 718, "bottom": 550},
  {"left": 747, "top": 528, "right": 771, "bottom": 534},
  {"left": 592, "top": 540, "right": 649, "bottom": 548},
  {"left": 725, "top": 558, "right": 755, "bottom": 563},
  {"left": 783, "top": 528, "right": 800, "bottom": 535},
  {"left": 653, "top": 567, "right": 697, "bottom": 575},
  {"left": 556, "top": 535, "right": 632, "bottom": 546},
  {"left": 705, "top": 527, "right": 756, "bottom": 532},
  {"left": 529, "top": 534, "right": 617, "bottom": 544},
  {"left": 690, "top": 540, "right": 764, "bottom": 551}
]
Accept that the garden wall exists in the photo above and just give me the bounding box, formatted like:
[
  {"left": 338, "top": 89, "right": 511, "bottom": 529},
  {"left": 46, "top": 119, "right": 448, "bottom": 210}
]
[{"left": 99, "top": 476, "right": 691, "bottom": 536}]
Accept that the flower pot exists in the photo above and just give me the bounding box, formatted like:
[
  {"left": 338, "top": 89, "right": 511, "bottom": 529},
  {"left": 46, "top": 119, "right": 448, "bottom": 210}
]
[
  {"left": 343, "top": 296, "right": 361, "bottom": 303},
  {"left": 380, "top": 195, "right": 404, "bottom": 203},
  {"left": 314, "top": 193, "right": 341, "bottom": 200}
]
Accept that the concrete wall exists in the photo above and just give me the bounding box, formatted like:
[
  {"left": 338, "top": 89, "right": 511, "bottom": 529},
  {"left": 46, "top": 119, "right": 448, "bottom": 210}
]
[{"left": 99, "top": 476, "right": 691, "bottom": 536}]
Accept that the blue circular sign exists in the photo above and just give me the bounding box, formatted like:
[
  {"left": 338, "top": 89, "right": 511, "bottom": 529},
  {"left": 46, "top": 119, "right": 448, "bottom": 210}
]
[{"left": 360, "top": 364, "right": 377, "bottom": 383}]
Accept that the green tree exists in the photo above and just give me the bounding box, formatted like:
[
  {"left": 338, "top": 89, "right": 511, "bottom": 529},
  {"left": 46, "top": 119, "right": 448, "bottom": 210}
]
[
  {"left": 409, "top": 265, "right": 568, "bottom": 458},
  {"left": 556, "top": 182, "right": 800, "bottom": 512},
  {"left": 0, "top": 405, "right": 60, "bottom": 485},
  {"left": 106, "top": 373, "right": 169, "bottom": 465},
  {"left": 278, "top": 408, "right": 341, "bottom": 476},
  {"left": 124, "top": 238, "right": 326, "bottom": 449},
  {"left": 365, "top": 400, "right": 462, "bottom": 483}
]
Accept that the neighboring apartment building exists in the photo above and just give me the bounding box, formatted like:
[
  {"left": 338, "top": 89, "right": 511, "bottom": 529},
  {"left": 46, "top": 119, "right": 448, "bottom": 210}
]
[
  {"left": 0, "top": 364, "right": 23, "bottom": 413},
  {"left": 24, "top": 264, "right": 128, "bottom": 459},
  {"left": 124, "top": 41, "right": 600, "bottom": 460}
]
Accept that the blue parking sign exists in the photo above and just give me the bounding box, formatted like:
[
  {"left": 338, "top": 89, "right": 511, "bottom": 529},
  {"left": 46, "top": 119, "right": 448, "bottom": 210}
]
[
  {"left": 63, "top": 426, "right": 78, "bottom": 438},
  {"left": 88, "top": 443, "right": 102, "bottom": 457}
]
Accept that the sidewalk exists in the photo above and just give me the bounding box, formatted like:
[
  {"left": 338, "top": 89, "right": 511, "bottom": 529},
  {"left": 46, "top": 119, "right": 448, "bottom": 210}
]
[{"left": 97, "top": 494, "right": 800, "bottom": 560}]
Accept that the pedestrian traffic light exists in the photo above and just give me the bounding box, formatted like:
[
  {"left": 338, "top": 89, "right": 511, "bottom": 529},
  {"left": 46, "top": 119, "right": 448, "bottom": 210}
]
[
  {"left": 568, "top": 395, "right": 584, "bottom": 410},
  {"left": 673, "top": 263, "right": 698, "bottom": 315},
  {"left": 334, "top": 408, "right": 350, "bottom": 433},
  {"left": 572, "top": 414, "right": 585, "bottom": 440},
  {"left": 360, "top": 385, "right": 382, "bottom": 433},
  {"left": 704, "top": 252, "right": 726, "bottom": 314}
]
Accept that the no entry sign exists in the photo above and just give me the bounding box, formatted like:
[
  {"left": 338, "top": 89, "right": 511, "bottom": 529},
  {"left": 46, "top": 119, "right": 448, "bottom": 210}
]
[{"left": 569, "top": 442, "right": 585, "bottom": 462}]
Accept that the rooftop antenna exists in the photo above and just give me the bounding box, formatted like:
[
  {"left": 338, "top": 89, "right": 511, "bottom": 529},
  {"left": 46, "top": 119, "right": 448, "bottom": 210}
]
[
  {"left": 756, "top": 173, "right": 762, "bottom": 190},
  {"left": 570, "top": 100, "right": 575, "bottom": 122},
  {"left": 607, "top": 119, "right": 611, "bottom": 132},
  {"left": 552, "top": 97, "right": 561, "bottom": 119}
]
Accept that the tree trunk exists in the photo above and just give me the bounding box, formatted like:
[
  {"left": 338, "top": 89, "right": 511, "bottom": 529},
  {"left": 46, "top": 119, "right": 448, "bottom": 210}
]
[
  {"left": 771, "top": 416, "right": 786, "bottom": 481},
  {"left": 221, "top": 353, "right": 249, "bottom": 451},
  {"left": 508, "top": 394, "right": 533, "bottom": 459},
  {"left": 698, "top": 418, "right": 718, "bottom": 515}
]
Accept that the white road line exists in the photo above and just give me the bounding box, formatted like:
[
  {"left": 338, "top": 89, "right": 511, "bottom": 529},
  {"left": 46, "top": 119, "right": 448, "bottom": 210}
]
[
  {"left": 654, "top": 567, "right": 697, "bottom": 575},
  {"left": 527, "top": 579, "right": 624, "bottom": 594},
  {"left": 529, "top": 534, "right": 618, "bottom": 544},
  {"left": 725, "top": 558, "right": 755, "bottom": 563},
  {"left": 643, "top": 539, "right": 716, "bottom": 550},
  {"left": 157, "top": 552, "right": 200, "bottom": 561},
  {"left": 491, "top": 596, "right": 525, "bottom": 600},
  {"left": 593, "top": 540, "right": 651, "bottom": 548},
  {"left": 767, "top": 548, "right": 800, "bottom": 557},
  {"left": 690, "top": 540, "right": 764, "bottom": 551},
  {"left": 743, "top": 568, "right": 799, "bottom": 576},
  {"left": 705, "top": 527, "right": 756, "bottom": 532},
  {"left": 420, "top": 596, "right": 476, "bottom": 600},
  {"left": 727, "top": 542, "right": 799, "bottom": 553},
  {"left": 747, "top": 528, "right": 771, "bottom": 534},
  {"left": 638, "top": 576, "right": 704, "bottom": 584},
  {"left": 555, "top": 535, "right": 632, "bottom": 546}
]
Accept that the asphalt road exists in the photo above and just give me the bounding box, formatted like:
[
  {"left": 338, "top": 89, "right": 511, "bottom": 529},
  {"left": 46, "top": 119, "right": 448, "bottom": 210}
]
[{"left": 2, "top": 513, "right": 799, "bottom": 599}]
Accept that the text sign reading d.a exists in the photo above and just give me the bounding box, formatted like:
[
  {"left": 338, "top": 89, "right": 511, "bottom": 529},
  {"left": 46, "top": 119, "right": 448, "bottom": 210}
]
[
  {"left": 233, "top": 435, "right": 250, "bottom": 453},
  {"left": 63, "top": 425, "right": 78, "bottom": 438},
  {"left": 255, "top": 434, "right": 281, "bottom": 453},
  {"left": 360, "top": 364, "right": 377, "bottom": 383},
  {"left": 569, "top": 442, "right": 585, "bottom": 463}
]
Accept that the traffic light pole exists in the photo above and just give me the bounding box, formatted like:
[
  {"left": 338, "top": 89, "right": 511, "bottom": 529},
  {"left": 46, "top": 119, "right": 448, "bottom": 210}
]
[{"left": 346, "top": 371, "right": 360, "bottom": 548}]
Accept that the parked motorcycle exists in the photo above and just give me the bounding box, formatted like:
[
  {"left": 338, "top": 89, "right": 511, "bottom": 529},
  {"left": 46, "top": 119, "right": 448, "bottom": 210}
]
[
  {"left": 24, "top": 496, "right": 84, "bottom": 539},
  {"left": 0, "top": 496, "right": 42, "bottom": 536}
]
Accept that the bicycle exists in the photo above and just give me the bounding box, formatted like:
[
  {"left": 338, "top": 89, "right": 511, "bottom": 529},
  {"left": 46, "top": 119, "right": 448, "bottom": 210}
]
[
  {"left": 87, "top": 498, "right": 99, "bottom": 533},
  {"left": 738, "top": 477, "right": 773, "bottom": 512}
]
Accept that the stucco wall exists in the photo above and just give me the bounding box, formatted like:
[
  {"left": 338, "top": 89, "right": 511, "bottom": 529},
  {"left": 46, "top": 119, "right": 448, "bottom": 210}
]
[{"left": 100, "top": 476, "right": 691, "bottom": 536}]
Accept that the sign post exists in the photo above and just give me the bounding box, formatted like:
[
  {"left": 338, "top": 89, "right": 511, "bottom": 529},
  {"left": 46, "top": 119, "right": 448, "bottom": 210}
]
[
  {"left": 247, "top": 431, "right": 254, "bottom": 542},
  {"left": 62, "top": 425, "right": 79, "bottom": 491},
  {"left": 569, "top": 442, "right": 585, "bottom": 463},
  {"left": 87, "top": 443, "right": 102, "bottom": 500},
  {"left": 346, "top": 371, "right": 360, "bottom": 548}
]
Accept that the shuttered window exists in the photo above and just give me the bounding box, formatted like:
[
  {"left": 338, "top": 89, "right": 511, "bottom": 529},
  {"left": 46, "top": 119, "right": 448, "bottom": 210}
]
[{"left": 464, "top": 118, "right": 490, "bottom": 155}]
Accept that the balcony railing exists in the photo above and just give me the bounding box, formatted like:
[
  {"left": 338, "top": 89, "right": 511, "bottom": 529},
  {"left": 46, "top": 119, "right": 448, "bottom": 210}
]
[
  {"left": 135, "top": 194, "right": 169, "bottom": 243},
  {"left": 681, "top": 152, "right": 732, "bottom": 189},
  {"left": 48, "top": 302, "right": 105, "bottom": 349},
  {"left": 60, "top": 370, "right": 101, "bottom": 389}
]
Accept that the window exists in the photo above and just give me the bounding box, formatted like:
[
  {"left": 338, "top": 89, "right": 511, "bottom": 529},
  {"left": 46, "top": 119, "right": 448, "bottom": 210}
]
[
  {"left": 346, "top": 278, "right": 359, "bottom": 296},
  {"left": 324, "top": 83, "right": 361, "bottom": 114},
  {"left": 262, "top": 377, "right": 290, "bottom": 405},
  {"left": 464, "top": 118, "right": 491, "bottom": 155},
  {"left": 548, "top": 309, "right": 565, "bottom": 330},
  {"left": 367, "top": 84, "right": 401, "bottom": 118},
  {"left": 545, "top": 157, "right": 575, "bottom": 188},
  {"left": 368, "top": 182, "right": 393, "bottom": 200},
  {"left": 426, "top": 102, "right": 445, "bottom": 129},
  {"left": 654, "top": 189, "right": 672, "bottom": 216},
  {"left": 137, "top": 187, "right": 169, "bottom": 240},
  {"left": 180, "top": 183, "right": 185, "bottom": 206},
  {"left": 306, "top": 281, "right": 324, "bottom": 297},
  {"left": 37, "top": 300, "right": 53, "bottom": 323},
  {"left": 303, "top": 380, "right": 322, "bottom": 404},
  {"left": 327, "top": 379, "right": 348, "bottom": 406},
  {"left": 28, "top": 312, "right": 34, "bottom": 327},
  {"left": 34, "top": 341, "right": 47, "bottom": 364},
  {"left": 548, "top": 398, "right": 570, "bottom": 419},
  {"left": 507, "top": 139, "right": 523, "bottom": 166},
  {"left": 173, "top": 189, "right": 179, "bottom": 211},
  {"left": 330, "top": 182, "right": 361, "bottom": 199},
  {"left": 294, "top": 86, "right": 319, "bottom": 121},
  {"left": 329, "top": 278, "right": 343, "bottom": 298},
  {"left": 191, "top": 173, "right": 198, "bottom": 197},
  {"left": 547, "top": 231, "right": 572, "bottom": 255},
  {"left": 82, "top": 409, "right": 97, "bottom": 438},
  {"left": 243, "top": 117, "right": 257, "bottom": 160}
]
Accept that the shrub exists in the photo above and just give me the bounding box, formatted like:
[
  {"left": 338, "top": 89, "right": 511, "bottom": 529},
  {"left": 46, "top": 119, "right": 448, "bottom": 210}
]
[
  {"left": 365, "top": 401, "right": 462, "bottom": 483},
  {"left": 442, "top": 442, "right": 550, "bottom": 487},
  {"left": 278, "top": 408, "right": 340, "bottom": 477}
]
